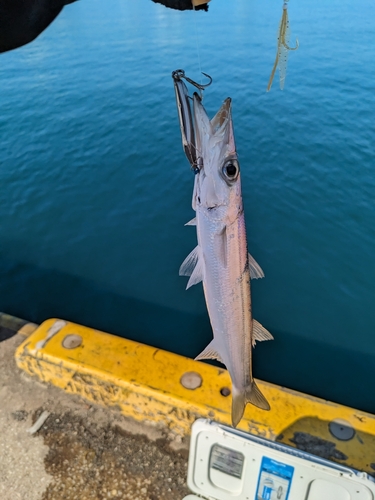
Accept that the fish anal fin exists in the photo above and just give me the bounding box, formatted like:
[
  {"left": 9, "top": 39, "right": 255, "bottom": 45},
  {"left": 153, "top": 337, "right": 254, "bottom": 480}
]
[
  {"left": 231, "top": 381, "right": 270, "bottom": 428},
  {"left": 248, "top": 253, "right": 264, "bottom": 279},
  {"left": 252, "top": 319, "right": 274, "bottom": 347},
  {"left": 195, "top": 339, "right": 224, "bottom": 365}
]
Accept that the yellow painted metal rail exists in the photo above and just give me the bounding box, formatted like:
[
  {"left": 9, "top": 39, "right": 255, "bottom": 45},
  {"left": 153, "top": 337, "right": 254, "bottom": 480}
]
[{"left": 14, "top": 318, "right": 375, "bottom": 475}]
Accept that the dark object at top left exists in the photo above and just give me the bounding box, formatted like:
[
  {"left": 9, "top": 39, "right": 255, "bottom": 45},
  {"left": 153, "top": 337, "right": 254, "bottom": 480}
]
[
  {"left": 0, "top": 0, "right": 78, "bottom": 53},
  {"left": 0, "top": 0, "right": 209, "bottom": 54},
  {"left": 152, "top": 0, "right": 209, "bottom": 10}
]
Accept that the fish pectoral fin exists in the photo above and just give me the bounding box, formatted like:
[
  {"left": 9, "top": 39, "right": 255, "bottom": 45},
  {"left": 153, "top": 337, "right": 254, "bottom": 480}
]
[
  {"left": 248, "top": 253, "right": 265, "bottom": 279},
  {"left": 184, "top": 217, "right": 196, "bottom": 226},
  {"left": 195, "top": 340, "right": 224, "bottom": 365},
  {"left": 179, "top": 245, "right": 200, "bottom": 276},
  {"left": 252, "top": 320, "right": 274, "bottom": 347},
  {"left": 232, "top": 381, "right": 270, "bottom": 428},
  {"left": 186, "top": 258, "right": 204, "bottom": 289},
  {"left": 179, "top": 245, "right": 204, "bottom": 289}
]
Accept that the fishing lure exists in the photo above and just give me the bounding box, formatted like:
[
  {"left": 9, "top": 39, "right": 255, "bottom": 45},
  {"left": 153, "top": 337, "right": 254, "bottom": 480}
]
[
  {"left": 172, "top": 69, "right": 212, "bottom": 173},
  {"left": 267, "top": 0, "right": 299, "bottom": 91}
]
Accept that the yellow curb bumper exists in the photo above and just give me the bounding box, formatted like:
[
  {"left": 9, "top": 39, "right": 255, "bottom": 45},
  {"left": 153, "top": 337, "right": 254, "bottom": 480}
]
[{"left": 14, "top": 318, "right": 375, "bottom": 474}]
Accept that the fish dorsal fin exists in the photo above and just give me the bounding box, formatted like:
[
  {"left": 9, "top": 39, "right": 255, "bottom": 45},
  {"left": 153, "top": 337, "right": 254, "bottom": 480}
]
[
  {"left": 195, "top": 339, "right": 224, "bottom": 365},
  {"left": 248, "top": 253, "right": 265, "bottom": 279},
  {"left": 252, "top": 320, "right": 274, "bottom": 347},
  {"left": 185, "top": 217, "right": 196, "bottom": 226},
  {"left": 179, "top": 245, "right": 204, "bottom": 289},
  {"left": 215, "top": 227, "right": 227, "bottom": 268}
]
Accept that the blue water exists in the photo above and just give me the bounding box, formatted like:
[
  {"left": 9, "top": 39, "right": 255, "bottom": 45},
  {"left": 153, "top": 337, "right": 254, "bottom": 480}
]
[{"left": 0, "top": 0, "right": 374, "bottom": 412}]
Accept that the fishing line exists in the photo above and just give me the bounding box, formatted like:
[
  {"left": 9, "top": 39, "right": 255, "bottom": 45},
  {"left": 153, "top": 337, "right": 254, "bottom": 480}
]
[{"left": 192, "top": 5, "right": 204, "bottom": 87}]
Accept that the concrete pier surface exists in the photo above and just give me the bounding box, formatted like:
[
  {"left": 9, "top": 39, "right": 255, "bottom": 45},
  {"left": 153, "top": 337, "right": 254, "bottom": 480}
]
[{"left": 0, "top": 333, "right": 190, "bottom": 500}]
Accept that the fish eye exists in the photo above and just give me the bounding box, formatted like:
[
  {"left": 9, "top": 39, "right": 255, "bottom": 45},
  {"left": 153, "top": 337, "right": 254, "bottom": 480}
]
[{"left": 222, "top": 159, "right": 239, "bottom": 181}]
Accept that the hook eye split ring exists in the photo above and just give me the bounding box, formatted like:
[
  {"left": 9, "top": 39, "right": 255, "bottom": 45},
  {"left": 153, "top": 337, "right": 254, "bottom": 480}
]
[
  {"left": 193, "top": 156, "right": 203, "bottom": 174},
  {"left": 172, "top": 69, "right": 212, "bottom": 91}
]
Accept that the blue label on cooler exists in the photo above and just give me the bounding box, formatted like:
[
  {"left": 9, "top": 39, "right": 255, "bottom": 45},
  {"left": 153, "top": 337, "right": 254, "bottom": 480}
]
[{"left": 255, "top": 456, "right": 294, "bottom": 500}]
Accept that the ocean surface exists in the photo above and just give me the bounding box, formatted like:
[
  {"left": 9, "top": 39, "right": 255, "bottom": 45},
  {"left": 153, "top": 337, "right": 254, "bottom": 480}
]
[{"left": 0, "top": 0, "right": 374, "bottom": 413}]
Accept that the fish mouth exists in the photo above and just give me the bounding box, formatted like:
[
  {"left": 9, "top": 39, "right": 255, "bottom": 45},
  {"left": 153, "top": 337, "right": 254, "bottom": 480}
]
[
  {"left": 193, "top": 94, "right": 232, "bottom": 135},
  {"left": 211, "top": 98, "right": 232, "bottom": 133}
]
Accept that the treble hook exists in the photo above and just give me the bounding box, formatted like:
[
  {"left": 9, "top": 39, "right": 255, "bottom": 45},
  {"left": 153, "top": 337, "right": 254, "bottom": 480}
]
[{"left": 172, "top": 69, "right": 212, "bottom": 99}]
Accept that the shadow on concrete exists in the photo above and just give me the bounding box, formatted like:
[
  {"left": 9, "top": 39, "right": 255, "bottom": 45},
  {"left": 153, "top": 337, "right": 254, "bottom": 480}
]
[{"left": 0, "top": 324, "right": 17, "bottom": 342}]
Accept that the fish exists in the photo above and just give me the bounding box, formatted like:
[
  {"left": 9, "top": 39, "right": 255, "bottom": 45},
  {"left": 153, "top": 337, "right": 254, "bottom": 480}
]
[{"left": 176, "top": 82, "right": 273, "bottom": 427}]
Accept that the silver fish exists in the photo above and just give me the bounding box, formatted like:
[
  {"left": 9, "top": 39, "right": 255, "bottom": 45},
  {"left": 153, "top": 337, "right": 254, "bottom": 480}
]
[{"left": 173, "top": 75, "right": 273, "bottom": 427}]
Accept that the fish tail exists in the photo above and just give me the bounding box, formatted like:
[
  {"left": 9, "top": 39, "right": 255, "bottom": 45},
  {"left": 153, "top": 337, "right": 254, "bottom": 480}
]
[{"left": 231, "top": 381, "right": 270, "bottom": 428}]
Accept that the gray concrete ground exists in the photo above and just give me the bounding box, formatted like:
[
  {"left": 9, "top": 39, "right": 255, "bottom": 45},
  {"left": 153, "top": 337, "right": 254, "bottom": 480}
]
[{"left": 0, "top": 334, "right": 190, "bottom": 500}]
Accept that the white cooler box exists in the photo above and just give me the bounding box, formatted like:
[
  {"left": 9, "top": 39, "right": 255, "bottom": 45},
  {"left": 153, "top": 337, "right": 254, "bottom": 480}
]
[{"left": 183, "top": 419, "right": 375, "bottom": 500}]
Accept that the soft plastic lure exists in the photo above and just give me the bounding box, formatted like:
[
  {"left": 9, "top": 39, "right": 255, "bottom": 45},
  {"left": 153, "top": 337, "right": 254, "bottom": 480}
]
[{"left": 267, "top": 0, "right": 299, "bottom": 91}]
